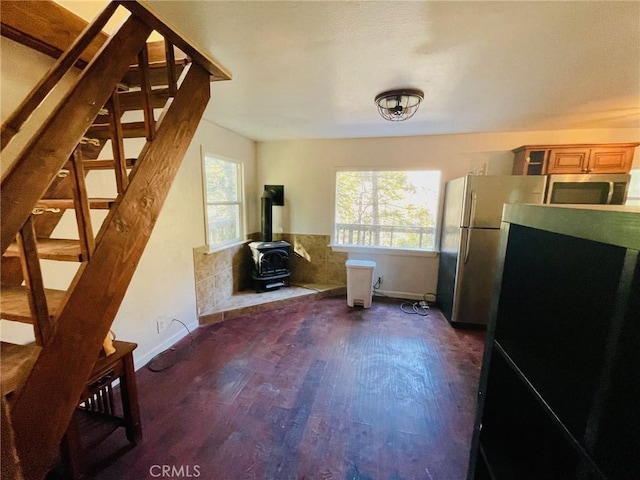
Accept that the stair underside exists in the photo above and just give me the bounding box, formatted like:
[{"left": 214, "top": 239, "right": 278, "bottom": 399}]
[{"left": 1, "top": 286, "right": 66, "bottom": 323}]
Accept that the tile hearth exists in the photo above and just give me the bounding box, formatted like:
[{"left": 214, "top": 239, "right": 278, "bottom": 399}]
[{"left": 198, "top": 283, "right": 346, "bottom": 325}]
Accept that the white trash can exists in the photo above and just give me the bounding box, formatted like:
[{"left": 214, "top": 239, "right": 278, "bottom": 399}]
[{"left": 346, "top": 260, "right": 376, "bottom": 308}]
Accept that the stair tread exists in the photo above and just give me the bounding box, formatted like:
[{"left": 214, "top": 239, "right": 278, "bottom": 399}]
[
  {"left": 36, "top": 197, "right": 116, "bottom": 210},
  {"left": 1, "top": 286, "right": 66, "bottom": 323},
  {"left": 4, "top": 238, "right": 84, "bottom": 262},
  {"left": 0, "top": 342, "right": 42, "bottom": 398},
  {"left": 121, "top": 62, "right": 187, "bottom": 88},
  {"left": 76, "top": 158, "right": 137, "bottom": 170},
  {"left": 86, "top": 121, "right": 145, "bottom": 139},
  {"left": 117, "top": 88, "right": 170, "bottom": 112}
]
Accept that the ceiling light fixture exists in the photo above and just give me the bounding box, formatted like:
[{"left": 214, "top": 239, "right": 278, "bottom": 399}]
[{"left": 375, "top": 88, "right": 424, "bottom": 122}]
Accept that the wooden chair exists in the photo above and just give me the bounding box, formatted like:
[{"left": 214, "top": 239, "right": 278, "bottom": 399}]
[{"left": 60, "top": 340, "right": 141, "bottom": 479}]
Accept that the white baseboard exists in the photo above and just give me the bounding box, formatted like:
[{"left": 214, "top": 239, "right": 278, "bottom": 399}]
[
  {"left": 374, "top": 290, "right": 436, "bottom": 303},
  {"left": 134, "top": 319, "right": 199, "bottom": 370}
]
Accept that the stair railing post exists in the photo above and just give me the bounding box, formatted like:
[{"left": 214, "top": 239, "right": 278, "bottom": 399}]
[
  {"left": 16, "top": 216, "right": 52, "bottom": 346},
  {"left": 164, "top": 39, "right": 178, "bottom": 97},
  {"left": 69, "top": 149, "right": 95, "bottom": 260},
  {"left": 106, "top": 89, "right": 129, "bottom": 195},
  {"left": 137, "top": 44, "right": 156, "bottom": 141}
]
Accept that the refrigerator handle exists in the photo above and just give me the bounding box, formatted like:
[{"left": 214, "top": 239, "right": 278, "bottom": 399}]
[
  {"left": 464, "top": 228, "right": 471, "bottom": 264},
  {"left": 469, "top": 190, "right": 477, "bottom": 228},
  {"left": 605, "top": 182, "right": 615, "bottom": 204}
]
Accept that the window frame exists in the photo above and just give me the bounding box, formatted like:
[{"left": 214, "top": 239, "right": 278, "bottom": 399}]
[
  {"left": 200, "top": 149, "right": 246, "bottom": 252},
  {"left": 331, "top": 167, "right": 441, "bottom": 255}
]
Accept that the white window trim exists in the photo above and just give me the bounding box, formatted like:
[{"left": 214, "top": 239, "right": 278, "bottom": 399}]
[
  {"left": 203, "top": 239, "right": 251, "bottom": 256},
  {"left": 201, "top": 148, "right": 246, "bottom": 253},
  {"left": 331, "top": 166, "right": 441, "bottom": 253},
  {"left": 329, "top": 243, "right": 439, "bottom": 257}
]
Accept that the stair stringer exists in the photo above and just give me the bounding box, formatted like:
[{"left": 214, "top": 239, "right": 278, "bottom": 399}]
[{"left": 9, "top": 63, "right": 211, "bottom": 480}]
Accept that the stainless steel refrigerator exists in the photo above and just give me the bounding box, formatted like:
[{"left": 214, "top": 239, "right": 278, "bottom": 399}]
[{"left": 436, "top": 175, "right": 546, "bottom": 327}]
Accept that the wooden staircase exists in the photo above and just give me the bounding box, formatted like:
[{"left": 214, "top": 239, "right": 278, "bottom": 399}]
[{"left": 0, "top": 2, "right": 231, "bottom": 479}]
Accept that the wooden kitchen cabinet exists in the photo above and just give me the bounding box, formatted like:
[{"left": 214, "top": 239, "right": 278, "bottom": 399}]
[
  {"left": 585, "top": 146, "right": 636, "bottom": 173},
  {"left": 512, "top": 143, "right": 638, "bottom": 175},
  {"left": 545, "top": 147, "right": 590, "bottom": 174}
]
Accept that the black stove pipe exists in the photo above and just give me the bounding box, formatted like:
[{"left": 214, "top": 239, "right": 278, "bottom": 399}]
[{"left": 261, "top": 189, "right": 274, "bottom": 242}]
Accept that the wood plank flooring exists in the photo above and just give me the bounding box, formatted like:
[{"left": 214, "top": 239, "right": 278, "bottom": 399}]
[{"left": 69, "top": 296, "right": 485, "bottom": 480}]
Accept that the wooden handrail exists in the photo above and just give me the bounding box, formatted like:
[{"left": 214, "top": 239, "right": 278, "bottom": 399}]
[
  {"left": 0, "top": 1, "right": 109, "bottom": 63},
  {"left": 0, "top": 2, "right": 120, "bottom": 151}
]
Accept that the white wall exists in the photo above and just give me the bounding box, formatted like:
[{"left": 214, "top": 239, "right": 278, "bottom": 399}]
[
  {"left": 257, "top": 129, "right": 640, "bottom": 299},
  {"left": 0, "top": 35, "right": 257, "bottom": 367},
  {"left": 108, "top": 119, "right": 256, "bottom": 368},
  {"left": 0, "top": 37, "right": 79, "bottom": 176}
]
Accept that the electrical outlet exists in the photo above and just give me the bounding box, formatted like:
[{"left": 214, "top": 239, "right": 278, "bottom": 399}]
[
  {"left": 378, "top": 276, "right": 383, "bottom": 286},
  {"left": 156, "top": 319, "right": 167, "bottom": 334}
]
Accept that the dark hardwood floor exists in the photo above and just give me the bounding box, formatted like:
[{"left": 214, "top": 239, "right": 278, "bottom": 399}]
[{"left": 74, "top": 296, "right": 485, "bottom": 480}]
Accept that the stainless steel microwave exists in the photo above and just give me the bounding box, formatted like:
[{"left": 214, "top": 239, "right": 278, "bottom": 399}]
[{"left": 545, "top": 174, "right": 631, "bottom": 205}]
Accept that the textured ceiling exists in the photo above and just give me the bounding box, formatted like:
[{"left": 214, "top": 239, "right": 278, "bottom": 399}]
[{"left": 71, "top": 1, "right": 640, "bottom": 141}]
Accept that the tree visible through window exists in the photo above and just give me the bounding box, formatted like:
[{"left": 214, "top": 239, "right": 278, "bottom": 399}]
[
  {"left": 334, "top": 170, "right": 440, "bottom": 250},
  {"left": 202, "top": 153, "right": 244, "bottom": 249}
]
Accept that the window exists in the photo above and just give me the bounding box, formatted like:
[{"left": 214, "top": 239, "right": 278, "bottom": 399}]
[
  {"left": 626, "top": 167, "right": 640, "bottom": 206},
  {"left": 334, "top": 169, "right": 441, "bottom": 250},
  {"left": 202, "top": 152, "right": 244, "bottom": 249}
]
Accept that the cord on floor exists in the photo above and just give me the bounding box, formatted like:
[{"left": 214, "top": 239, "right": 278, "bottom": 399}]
[
  {"left": 400, "top": 293, "right": 434, "bottom": 316},
  {"left": 400, "top": 300, "right": 430, "bottom": 316},
  {"left": 372, "top": 286, "right": 434, "bottom": 317},
  {"left": 147, "top": 318, "right": 194, "bottom": 372}
]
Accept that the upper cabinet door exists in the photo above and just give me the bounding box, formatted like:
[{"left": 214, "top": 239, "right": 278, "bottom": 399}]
[
  {"left": 546, "top": 148, "right": 591, "bottom": 174},
  {"left": 513, "top": 143, "right": 638, "bottom": 175},
  {"left": 587, "top": 147, "right": 634, "bottom": 173}
]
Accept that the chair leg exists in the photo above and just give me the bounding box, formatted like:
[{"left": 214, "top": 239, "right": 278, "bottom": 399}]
[{"left": 60, "top": 412, "right": 84, "bottom": 480}]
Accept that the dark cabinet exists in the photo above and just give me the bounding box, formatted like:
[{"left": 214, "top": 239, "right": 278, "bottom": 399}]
[{"left": 468, "top": 204, "right": 640, "bottom": 480}]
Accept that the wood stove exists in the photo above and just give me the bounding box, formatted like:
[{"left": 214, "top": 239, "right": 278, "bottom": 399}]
[
  {"left": 248, "top": 240, "right": 290, "bottom": 291},
  {"left": 249, "top": 186, "right": 290, "bottom": 291}
]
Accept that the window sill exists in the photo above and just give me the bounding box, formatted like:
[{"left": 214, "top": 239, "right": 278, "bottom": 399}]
[
  {"left": 203, "top": 239, "right": 250, "bottom": 255},
  {"left": 329, "top": 244, "right": 439, "bottom": 258}
]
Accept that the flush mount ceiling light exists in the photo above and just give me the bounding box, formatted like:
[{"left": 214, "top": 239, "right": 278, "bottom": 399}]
[{"left": 375, "top": 88, "right": 424, "bottom": 122}]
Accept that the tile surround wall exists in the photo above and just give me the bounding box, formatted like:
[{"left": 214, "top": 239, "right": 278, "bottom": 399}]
[
  {"left": 193, "top": 243, "right": 252, "bottom": 317},
  {"left": 193, "top": 233, "right": 347, "bottom": 316},
  {"left": 275, "top": 233, "right": 347, "bottom": 286}
]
